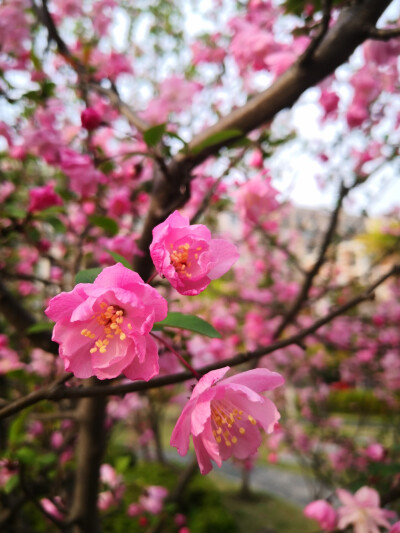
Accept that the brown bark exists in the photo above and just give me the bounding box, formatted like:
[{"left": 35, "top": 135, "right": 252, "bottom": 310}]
[{"left": 67, "top": 380, "right": 108, "bottom": 533}]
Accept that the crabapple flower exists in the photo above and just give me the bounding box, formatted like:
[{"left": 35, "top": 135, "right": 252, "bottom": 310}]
[
  {"left": 45, "top": 263, "right": 167, "bottom": 380},
  {"left": 28, "top": 184, "right": 63, "bottom": 213},
  {"left": 337, "top": 486, "right": 394, "bottom": 533},
  {"left": 150, "top": 210, "right": 239, "bottom": 295},
  {"left": 304, "top": 500, "right": 337, "bottom": 531},
  {"left": 170, "top": 367, "right": 284, "bottom": 474}
]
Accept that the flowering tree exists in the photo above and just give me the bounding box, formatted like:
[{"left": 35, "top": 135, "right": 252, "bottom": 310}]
[{"left": 1, "top": 0, "right": 400, "bottom": 532}]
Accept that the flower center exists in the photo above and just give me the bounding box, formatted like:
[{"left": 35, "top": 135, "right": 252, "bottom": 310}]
[
  {"left": 169, "top": 243, "right": 203, "bottom": 278},
  {"left": 81, "top": 302, "right": 132, "bottom": 354},
  {"left": 170, "top": 243, "right": 191, "bottom": 277},
  {"left": 210, "top": 399, "right": 257, "bottom": 447}
]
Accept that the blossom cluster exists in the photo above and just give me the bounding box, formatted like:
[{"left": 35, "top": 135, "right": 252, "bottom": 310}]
[{"left": 45, "top": 211, "right": 283, "bottom": 474}]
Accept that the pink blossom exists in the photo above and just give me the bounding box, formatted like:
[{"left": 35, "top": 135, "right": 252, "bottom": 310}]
[
  {"left": 390, "top": 521, "right": 400, "bottom": 533},
  {"left": 170, "top": 367, "right": 284, "bottom": 474},
  {"left": 365, "top": 443, "right": 385, "bottom": 462},
  {"left": 236, "top": 173, "right": 280, "bottom": 231},
  {"left": 0, "top": 334, "right": 24, "bottom": 373},
  {"left": 40, "top": 497, "right": 64, "bottom": 520},
  {"left": 81, "top": 108, "right": 102, "bottom": 130},
  {"left": 59, "top": 148, "right": 107, "bottom": 197},
  {"left": 45, "top": 263, "right": 168, "bottom": 380},
  {"left": 150, "top": 210, "right": 239, "bottom": 295},
  {"left": 337, "top": 486, "right": 394, "bottom": 533},
  {"left": 28, "top": 184, "right": 63, "bottom": 213},
  {"left": 319, "top": 89, "right": 340, "bottom": 120},
  {"left": 140, "top": 486, "right": 168, "bottom": 514},
  {"left": 304, "top": 500, "right": 337, "bottom": 531}
]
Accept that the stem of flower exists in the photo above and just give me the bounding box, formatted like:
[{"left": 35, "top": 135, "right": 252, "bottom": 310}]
[
  {"left": 150, "top": 332, "right": 201, "bottom": 380},
  {"left": 146, "top": 270, "right": 158, "bottom": 284}
]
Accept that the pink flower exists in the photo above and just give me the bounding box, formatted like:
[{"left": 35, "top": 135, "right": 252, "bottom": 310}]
[
  {"left": 45, "top": 264, "right": 168, "bottom": 380},
  {"left": 81, "top": 108, "right": 102, "bottom": 130},
  {"left": 140, "top": 486, "right": 168, "bottom": 515},
  {"left": 170, "top": 367, "right": 284, "bottom": 474},
  {"left": 390, "top": 521, "right": 400, "bottom": 533},
  {"left": 304, "top": 500, "right": 337, "bottom": 531},
  {"left": 337, "top": 486, "right": 394, "bottom": 533},
  {"left": 150, "top": 210, "right": 239, "bottom": 295},
  {"left": 28, "top": 184, "right": 63, "bottom": 213}
]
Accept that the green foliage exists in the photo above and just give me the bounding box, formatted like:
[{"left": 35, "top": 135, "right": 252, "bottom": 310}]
[
  {"left": 89, "top": 214, "right": 119, "bottom": 236},
  {"left": 74, "top": 267, "right": 103, "bottom": 284},
  {"left": 143, "top": 123, "right": 167, "bottom": 147},
  {"left": 104, "top": 250, "right": 134, "bottom": 270},
  {"left": 191, "top": 129, "right": 243, "bottom": 155},
  {"left": 153, "top": 311, "right": 222, "bottom": 338},
  {"left": 326, "top": 388, "right": 393, "bottom": 415}
]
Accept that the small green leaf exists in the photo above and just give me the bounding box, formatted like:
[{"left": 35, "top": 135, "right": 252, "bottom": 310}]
[
  {"left": 89, "top": 215, "right": 119, "bottom": 236},
  {"left": 4, "top": 475, "right": 18, "bottom": 494},
  {"left": 75, "top": 267, "right": 103, "bottom": 285},
  {"left": 2, "top": 205, "right": 27, "bottom": 219},
  {"left": 143, "top": 123, "right": 166, "bottom": 147},
  {"left": 105, "top": 250, "right": 134, "bottom": 270},
  {"left": 26, "top": 322, "right": 54, "bottom": 335},
  {"left": 190, "top": 129, "right": 242, "bottom": 155},
  {"left": 44, "top": 215, "right": 66, "bottom": 233},
  {"left": 9, "top": 408, "right": 33, "bottom": 445},
  {"left": 37, "top": 452, "right": 57, "bottom": 466},
  {"left": 16, "top": 446, "right": 36, "bottom": 465},
  {"left": 153, "top": 312, "right": 221, "bottom": 338}
]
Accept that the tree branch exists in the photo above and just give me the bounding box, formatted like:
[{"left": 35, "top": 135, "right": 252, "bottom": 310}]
[
  {"left": 1, "top": 264, "right": 397, "bottom": 419},
  {"left": 300, "top": 0, "right": 332, "bottom": 65},
  {"left": 134, "top": 0, "right": 392, "bottom": 278},
  {"left": 273, "top": 181, "right": 349, "bottom": 339},
  {"left": 368, "top": 27, "right": 400, "bottom": 40}
]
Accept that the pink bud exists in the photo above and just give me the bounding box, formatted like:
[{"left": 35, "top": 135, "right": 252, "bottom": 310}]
[{"left": 81, "top": 108, "right": 102, "bottom": 130}]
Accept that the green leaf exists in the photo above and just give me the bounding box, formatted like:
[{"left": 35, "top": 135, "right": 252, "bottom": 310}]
[
  {"left": 190, "top": 129, "right": 242, "bottom": 155},
  {"left": 16, "top": 446, "right": 36, "bottom": 465},
  {"left": 4, "top": 475, "right": 18, "bottom": 494},
  {"left": 153, "top": 312, "right": 221, "bottom": 338},
  {"left": 37, "top": 452, "right": 57, "bottom": 466},
  {"left": 143, "top": 123, "right": 166, "bottom": 147},
  {"left": 89, "top": 215, "right": 119, "bottom": 236},
  {"left": 105, "top": 250, "right": 134, "bottom": 270},
  {"left": 2, "top": 204, "right": 26, "bottom": 219},
  {"left": 44, "top": 215, "right": 66, "bottom": 233},
  {"left": 9, "top": 408, "right": 33, "bottom": 445},
  {"left": 26, "top": 321, "right": 54, "bottom": 335},
  {"left": 75, "top": 267, "right": 103, "bottom": 285}
]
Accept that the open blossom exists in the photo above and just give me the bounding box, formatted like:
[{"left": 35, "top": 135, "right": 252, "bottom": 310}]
[
  {"left": 304, "top": 500, "right": 337, "bottom": 531},
  {"left": 28, "top": 184, "right": 63, "bottom": 213},
  {"left": 170, "top": 367, "right": 284, "bottom": 474},
  {"left": 150, "top": 210, "right": 239, "bottom": 295},
  {"left": 45, "top": 264, "right": 167, "bottom": 380},
  {"left": 337, "top": 486, "right": 394, "bottom": 533}
]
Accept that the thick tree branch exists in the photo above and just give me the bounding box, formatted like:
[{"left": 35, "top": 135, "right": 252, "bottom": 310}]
[
  {"left": 134, "top": 0, "right": 392, "bottom": 278},
  {"left": 1, "top": 264, "right": 398, "bottom": 419},
  {"left": 368, "top": 27, "right": 400, "bottom": 40}
]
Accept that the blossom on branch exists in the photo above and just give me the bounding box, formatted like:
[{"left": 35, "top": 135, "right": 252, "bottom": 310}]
[
  {"left": 337, "top": 486, "right": 395, "bottom": 533},
  {"left": 170, "top": 367, "right": 284, "bottom": 474},
  {"left": 150, "top": 210, "right": 239, "bottom": 295},
  {"left": 45, "top": 264, "right": 167, "bottom": 380}
]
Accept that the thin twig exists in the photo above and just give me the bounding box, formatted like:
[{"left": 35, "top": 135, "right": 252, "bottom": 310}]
[
  {"left": 300, "top": 0, "right": 332, "bottom": 65},
  {"left": 0, "top": 264, "right": 397, "bottom": 419},
  {"left": 273, "top": 181, "right": 349, "bottom": 339}
]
